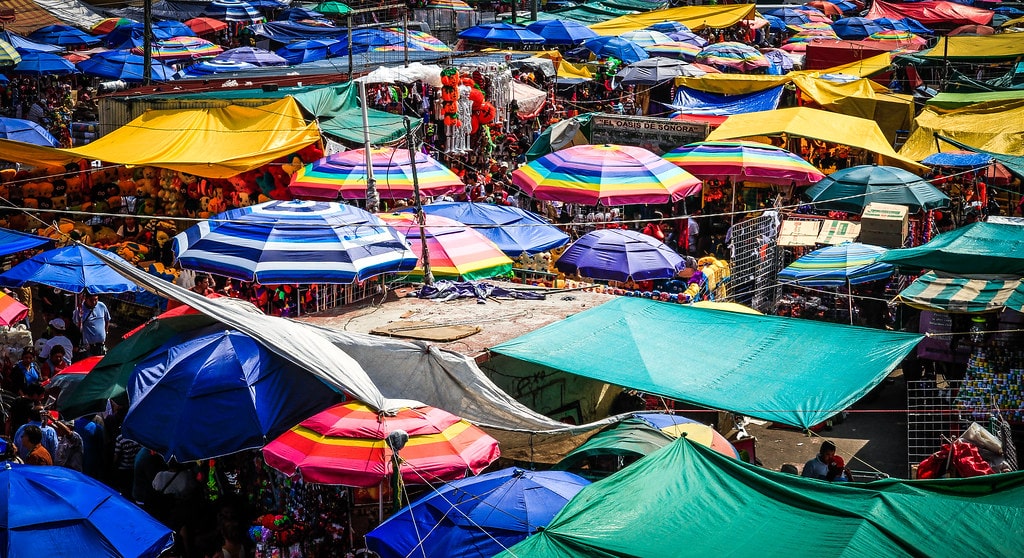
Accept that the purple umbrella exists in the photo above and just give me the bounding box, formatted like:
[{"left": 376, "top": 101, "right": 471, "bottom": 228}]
[
  {"left": 667, "top": 30, "right": 708, "bottom": 48},
  {"left": 555, "top": 229, "right": 685, "bottom": 282},
  {"left": 214, "top": 46, "right": 288, "bottom": 66}
]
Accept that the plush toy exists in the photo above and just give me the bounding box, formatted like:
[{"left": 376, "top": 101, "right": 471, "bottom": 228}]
[
  {"left": 93, "top": 226, "right": 119, "bottom": 246},
  {"left": 208, "top": 190, "right": 228, "bottom": 215},
  {"left": 295, "top": 143, "right": 323, "bottom": 163},
  {"left": 439, "top": 67, "right": 462, "bottom": 127}
]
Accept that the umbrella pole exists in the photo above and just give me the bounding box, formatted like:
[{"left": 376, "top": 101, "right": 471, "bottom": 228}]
[
  {"left": 379, "top": 481, "right": 385, "bottom": 524},
  {"left": 847, "top": 278, "right": 853, "bottom": 325},
  {"left": 405, "top": 117, "right": 434, "bottom": 286},
  {"left": 359, "top": 81, "right": 380, "bottom": 213}
]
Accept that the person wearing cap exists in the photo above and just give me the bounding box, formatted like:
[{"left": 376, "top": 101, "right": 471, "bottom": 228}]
[
  {"left": 802, "top": 440, "right": 853, "bottom": 482},
  {"left": 40, "top": 318, "right": 74, "bottom": 363}
]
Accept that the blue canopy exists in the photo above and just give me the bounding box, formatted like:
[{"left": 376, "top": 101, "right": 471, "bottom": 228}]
[
  {"left": 275, "top": 39, "right": 338, "bottom": 64},
  {"left": 583, "top": 36, "right": 649, "bottom": 64},
  {"left": 123, "top": 326, "right": 343, "bottom": 461},
  {"left": 459, "top": 23, "right": 546, "bottom": 45},
  {"left": 11, "top": 52, "right": 78, "bottom": 75},
  {"left": 279, "top": 6, "right": 326, "bottom": 20},
  {"left": 399, "top": 202, "right": 570, "bottom": 256},
  {"left": 77, "top": 50, "right": 177, "bottom": 82},
  {"left": 0, "top": 31, "right": 63, "bottom": 53},
  {"left": 526, "top": 20, "right": 598, "bottom": 45},
  {"left": 669, "top": 85, "right": 783, "bottom": 116},
  {"left": 922, "top": 151, "right": 993, "bottom": 167},
  {"left": 0, "top": 463, "right": 174, "bottom": 557},
  {"left": 490, "top": 297, "right": 923, "bottom": 429},
  {"left": 28, "top": 25, "right": 100, "bottom": 47},
  {"left": 366, "top": 468, "right": 590, "bottom": 558},
  {"left": 0, "top": 245, "right": 144, "bottom": 294},
  {"left": 0, "top": 117, "right": 59, "bottom": 146},
  {"left": 0, "top": 227, "right": 55, "bottom": 256},
  {"left": 832, "top": 17, "right": 885, "bottom": 39}
]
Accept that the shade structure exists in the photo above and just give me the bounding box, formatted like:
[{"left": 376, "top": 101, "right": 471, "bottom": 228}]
[
  {"left": 766, "top": 8, "right": 811, "bottom": 25},
  {"left": 647, "top": 21, "right": 690, "bottom": 33},
  {"left": 777, "top": 242, "right": 893, "bottom": 287},
  {"left": 512, "top": 144, "right": 702, "bottom": 206},
  {"left": 0, "top": 227, "right": 54, "bottom": 256},
  {"left": 122, "top": 326, "right": 342, "bottom": 461},
  {"left": 0, "top": 463, "right": 174, "bottom": 557},
  {"left": 696, "top": 41, "right": 769, "bottom": 71},
  {"left": 89, "top": 17, "right": 135, "bottom": 35},
  {"left": 365, "top": 468, "right": 590, "bottom": 558},
  {"left": 618, "top": 29, "right": 672, "bottom": 47},
  {"left": 876, "top": 222, "right": 1024, "bottom": 276},
  {"left": 315, "top": 1, "right": 352, "bottom": 14},
  {"left": 832, "top": 16, "right": 884, "bottom": 39},
  {"left": 667, "top": 30, "right": 708, "bottom": 48},
  {"left": 427, "top": 0, "right": 474, "bottom": 10},
  {"left": 805, "top": 165, "right": 949, "bottom": 213},
  {"left": 262, "top": 401, "right": 501, "bottom": 486},
  {"left": 458, "top": 23, "right": 545, "bottom": 44},
  {"left": 203, "top": 0, "right": 264, "bottom": 23},
  {"left": 144, "top": 36, "right": 223, "bottom": 60},
  {"left": 632, "top": 412, "right": 740, "bottom": 459},
  {"left": 0, "top": 291, "right": 29, "bottom": 326},
  {"left": 0, "top": 246, "right": 143, "bottom": 294},
  {"left": 615, "top": 56, "right": 697, "bottom": 85},
  {"left": 554, "top": 419, "right": 675, "bottom": 479},
  {"left": 643, "top": 41, "right": 701, "bottom": 61},
  {"left": 583, "top": 36, "right": 649, "bottom": 64},
  {"left": 377, "top": 213, "right": 514, "bottom": 280},
  {"left": 153, "top": 20, "right": 197, "bottom": 37},
  {"left": 0, "top": 39, "right": 23, "bottom": 67},
  {"left": 185, "top": 17, "right": 229, "bottom": 35},
  {"left": 76, "top": 50, "right": 176, "bottom": 81},
  {"left": 11, "top": 52, "right": 77, "bottom": 75},
  {"left": 556, "top": 228, "right": 685, "bottom": 282},
  {"left": 526, "top": 20, "right": 598, "bottom": 45},
  {"left": 399, "top": 201, "right": 571, "bottom": 256},
  {"left": 289, "top": 147, "right": 464, "bottom": 201},
  {"left": 275, "top": 39, "right": 337, "bottom": 64},
  {"left": 173, "top": 200, "right": 418, "bottom": 284},
  {"left": 215, "top": 46, "right": 287, "bottom": 66},
  {"left": 897, "top": 272, "right": 1024, "bottom": 314},
  {"left": 663, "top": 140, "right": 825, "bottom": 185},
  {"left": 28, "top": 24, "right": 101, "bottom": 47},
  {"left": 0, "top": 116, "right": 58, "bottom": 146}
]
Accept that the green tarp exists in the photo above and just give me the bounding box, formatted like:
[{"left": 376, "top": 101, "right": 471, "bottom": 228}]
[
  {"left": 897, "top": 272, "right": 1024, "bottom": 314},
  {"left": 877, "top": 222, "right": 1024, "bottom": 276},
  {"left": 526, "top": 113, "right": 594, "bottom": 161},
  {"left": 927, "top": 90, "right": 1024, "bottom": 110},
  {"left": 490, "top": 297, "right": 922, "bottom": 429},
  {"left": 498, "top": 437, "right": 1024, "bottom": 558},
  {"left": 936, "top": 134, "right": 1024, "bottom": 181},
  {"left": 292, "top": 83, "right": 415, "bottom": 145}
]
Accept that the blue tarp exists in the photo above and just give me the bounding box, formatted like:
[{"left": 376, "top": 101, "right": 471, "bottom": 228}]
[
  {"left": 251, "top": 21, "right": 347, "bottom": 42},
  {"left": 921, "top": 151, "right": 993, "bottom": 167},
  {"left": 490, "top": 297, "right": 923, "bottom": 429},
  {"left": 0, "top": 227, "right": 54, "bottom": 257},
  {"left": 667, "top": 86, "right": 783, "bottom": 116}
]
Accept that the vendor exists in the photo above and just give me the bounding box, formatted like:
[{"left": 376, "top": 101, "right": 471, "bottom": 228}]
[{"left": 802, "top": 440, "right": 853, "bottom": 482}]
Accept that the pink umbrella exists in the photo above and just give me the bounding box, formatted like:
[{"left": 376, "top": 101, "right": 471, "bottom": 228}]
[{"left": 0, "top": 290, "right": 28, "bottom": 326}]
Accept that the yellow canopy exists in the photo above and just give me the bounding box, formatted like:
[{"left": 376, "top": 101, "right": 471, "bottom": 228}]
[
  {"left": 705, "top": 106, "right": 926, "bottom": 172},
  {"left": 920, "top": 34, "right": 1024, "bottom": 60},
  {"left": 0, "top": 98, "right": 320, "bottom": 178},
  {"left": 557, "top": 60, "right": 594, "bottom": 80},
  {"left": 899, "top": 100, "right": 1024, "bottom": 161},
  {"left": 790, "top": 75, "right": 913, "bottom": 143},
  {"left": 589, "top": 4, "right": 755, "bottom": 35},
  {"left": 674, "top": 52, "right": 894, "bottom": 95}
]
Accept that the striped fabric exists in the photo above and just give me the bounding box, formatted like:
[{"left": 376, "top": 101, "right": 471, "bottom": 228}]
[
  {"left": 289, "top": 148, "right": 464, "bottom": 201},
  {"left": 0, "top": 39, "right": 21, "bottom": 67},
  {"left": 695, "top": 41, "right": 769, "bottom": 71},
  {"left": 663, "top": 141, "right": 825, "bottom": 186},
  {"left": 143, "top": 36, "right": 223, "bottom": 60},
  {"left": 897, "top": 272, "right": 1024, "bottom": 314},
  {"left": 377, "top": 213, "right": 514, "bottom": 280},
  {"left": 512, "top": 144, "right": 702, "bottom": 206},
  {"left": 644, "top": 41, "right": 701, "bottom": 61},
  {"left": 172, "top": 200, "right": 418, "bottom": 284},
  {"left": 203, "top": 0, "right": 263, "bottom": 23},
  {"left": 262, "top": 401, "right": 500, "bottom": 486},
  {"left": 778, "top": 242, "right": 893, "bottom": 287},
  {"left": 426, "top": 0, "right": 474, "bottom": 11},
  {"left": 0, "top": 291, "right": 28, "bottom": 326}
]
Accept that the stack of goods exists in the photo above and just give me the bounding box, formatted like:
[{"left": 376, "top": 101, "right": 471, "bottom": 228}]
[
  {"left": 70, "top": 122, "right": 99, "bottom": 146},
  {"left": 958, "top": 345, "right": 1024, "bottom": 422}
]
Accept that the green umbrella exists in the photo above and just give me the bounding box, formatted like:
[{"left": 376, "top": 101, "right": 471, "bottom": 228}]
[
  {"left": 553, "top": 419, "right": 675, "bottom": 480},
  {"left": 315, "top": 1, "right": 351, "bottom": 15},
  {"left": 805, "top": 164, "right": 949, "bottom": 214}
]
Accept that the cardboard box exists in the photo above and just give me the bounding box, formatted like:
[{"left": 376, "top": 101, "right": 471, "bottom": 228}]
[
  {"left": 778, "top": 220, "right": 822, "bottom": 246},
  {"left": 816, "top": 219, "right": 861, "bottom": 245},
  {"left": 860, "top": 202, "right": 908, "bottom": 247}
]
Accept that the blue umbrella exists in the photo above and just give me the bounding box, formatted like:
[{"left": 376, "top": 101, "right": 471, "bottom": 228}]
[
  {"left": 0, "top": 227, "right": 55, "bottom": 256},
  {"left": 0, "top": 246, "right": 144, "bottom": 294},
  {"left": 526, "top": 20, "right": 599, "bottom": 45},
  {"left": 77, "top": 50, "right": 177, "bottom": 81},
  {"left": 279, "top": 6, "right": 326, "bottom": 21},
  {"left": 870, "top": 17, "right": 932, "bottom": 34},
  {"left": 365, "top": 468, "right": 590, "bottom": 558},
  {"left": 28, "top": 24, "right": 101, "bottom": 47},
  {"left": 153, "top": 20, "right": 197, "bottom": 37},
  {"left": 832, "top": 17, "right": 884, "bottom": 39},
  {"left": 766, "top": 8, "right": 811, "bottom": 25},
  {"left": 173, "top": 199, "right": 418, "bottom": 284},
  {"left": 179, "top": 59, "right": 257, "bottom": 76},
  {"left": 761, "top": 14, "right": 789, "bottom": 32},
  {"left": 647, "top": 21, "right": 690, "bottom": 33},
  {"left": 555, "top": 228, "right": 684, "bottom": 282},
  {"left": 583, "top": 36, "right": 649, "bottom": 64},
  {"left": 833, "top": 0, "right": 859, "bottom": 13},
  {"left": 122, "top": 325, "right": 343, "bottom": 461},
  {"left": 667, "top": 30, "right": 709, "bottom": 47},
  {"left": 777, "top": 242, "right": 893, "bottom": 287},
  {"left": 0, "top": 30, "right": 64, "bottom": 53},
  {"left": 204, "top": 0, "right": 264, "bottom": 23},
  {"left": 0, "top": 117, "right": 59, "bottom": 146},
  {"left": 11, "top": 52, "right": 78, "bottom": 75},
  {"left": 398, "top": 201, "right": 570, "bottom": 256},
  {"left": 459, "top": 23, "right": 546, "bottom": 44},
  {"left": 275, "top": 39, "right": 338, "bottom": 64},
  {"left": 102, "top": 23, "right": 175, "bottom": 48},
  {"left": 250, "top": 0, "right": 288, "bottom": 8},
  {"left": 215, "top": 46, "right": 288, "bottom": 66},
  {"left": 0, "top": 462, "right": 174, "bottom": 556}
]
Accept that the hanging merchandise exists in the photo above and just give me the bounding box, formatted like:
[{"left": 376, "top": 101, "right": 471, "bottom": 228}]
[
  {"left": 439, "top": 67, "right": 462, "bottom": 128},
  {"left": 451, "top": 93, "right": 473, "bottom": 153}
]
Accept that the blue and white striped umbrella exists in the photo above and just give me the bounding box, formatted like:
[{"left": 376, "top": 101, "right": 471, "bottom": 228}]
[
  {"left": 172, "top": 200, "right": 418, "bottom": 284},
  {"left": 203, "top": 0, "right": 264, "bottom": 23},
  {"left": 777, "top": 242, "right": 893, "bottom": 288}
]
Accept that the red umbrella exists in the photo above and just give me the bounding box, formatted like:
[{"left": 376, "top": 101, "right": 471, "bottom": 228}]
[
  {"left": 805, "top": 1, "right": 842, "bottom": 18},
  {"left": 122, "top": 293, "right": 225, "bottom": 339},
  {"left": 948, "top": 24, "right": 995, "bottom": 35},
  {"left": 185, "top": 17, "right": 229, "bottom": 35},
  {"left": 0, "top": 290, "right": 28, "bottom": 326}
]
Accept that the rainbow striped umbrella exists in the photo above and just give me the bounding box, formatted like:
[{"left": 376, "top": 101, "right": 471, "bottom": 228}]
[
  {"left": 427, "top": 0, "right": 474, "bottom": 11},
  {"left": 644, "top": 41, "right": 701, "bottom": 61},
  {"left": 378, "top": 213, "right": 514, "bottom": 280},
  {"left": 0, "top": 291, "right": 28, "bottom": 326},
  {"left": 663, "top": 141, "right": 825, "bottom": 185},
  {"left": 695, "top": 41, "right": 769, "bottom": 71},
  {"left": 512, "top": 144, "right": 702, "bottom": 206},
  {"left": 263, "top": 401, "right": 501, "bottom": 486},
  {"left": 289, "top": 148, "right": 464, "bottom": 201},
  {"left": 90, "top": 17, "right": 135, "bottom": 35},
  {"left": 777, "top": 242, "right": 893, "bottom": 287},
  {"left": 785, "top": 29, "right": 839, "bottom": 43},
  {"left": 372, "top": 28, "right": 452, "bottom": 51},
  {"left": 865, "top": 29, "right": 927, "bottom": 49},
  {"left": 618, "top": 30, "right": 673, "bottom": 47},
  {"left": 144, "top": 36, "right": 223, "bottom": 60}
]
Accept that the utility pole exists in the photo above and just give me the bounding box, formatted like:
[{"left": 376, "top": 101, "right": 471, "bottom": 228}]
[
  {"left": 530, "top": 0, "right": 537, "bottom": 24},
  {"left": 359, "top": 80, "right": 379, "bottom": 213},
  {"left": 347, "top": 14, "right": 353, "bottom": 77},
  {"left": 405, "top": 117, "right": 433, "bottom": 286},
  {"left": 143, "top": 0, "right": 152, "bottom": 84},
  {"left": 403, "top": 11, "right": 409, "bottom": 68}
]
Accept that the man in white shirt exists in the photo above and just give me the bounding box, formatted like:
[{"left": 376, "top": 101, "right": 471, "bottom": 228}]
[{"left": 40, "top": 318, "right": 74, "bottom": 361}]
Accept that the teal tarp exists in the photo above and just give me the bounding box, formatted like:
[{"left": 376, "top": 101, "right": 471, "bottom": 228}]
[
  {"left": 292, "top": 83, "right": 416, "bottom": 145},
  {"left": 490, "top": 297, "right": 922, "bottom": 429},
  {"left": 877, "top": 221, "right": 1024, "bottom": 275},
  {"left": 498, "top": 437, "right": 1024, "bottom": 558}
]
